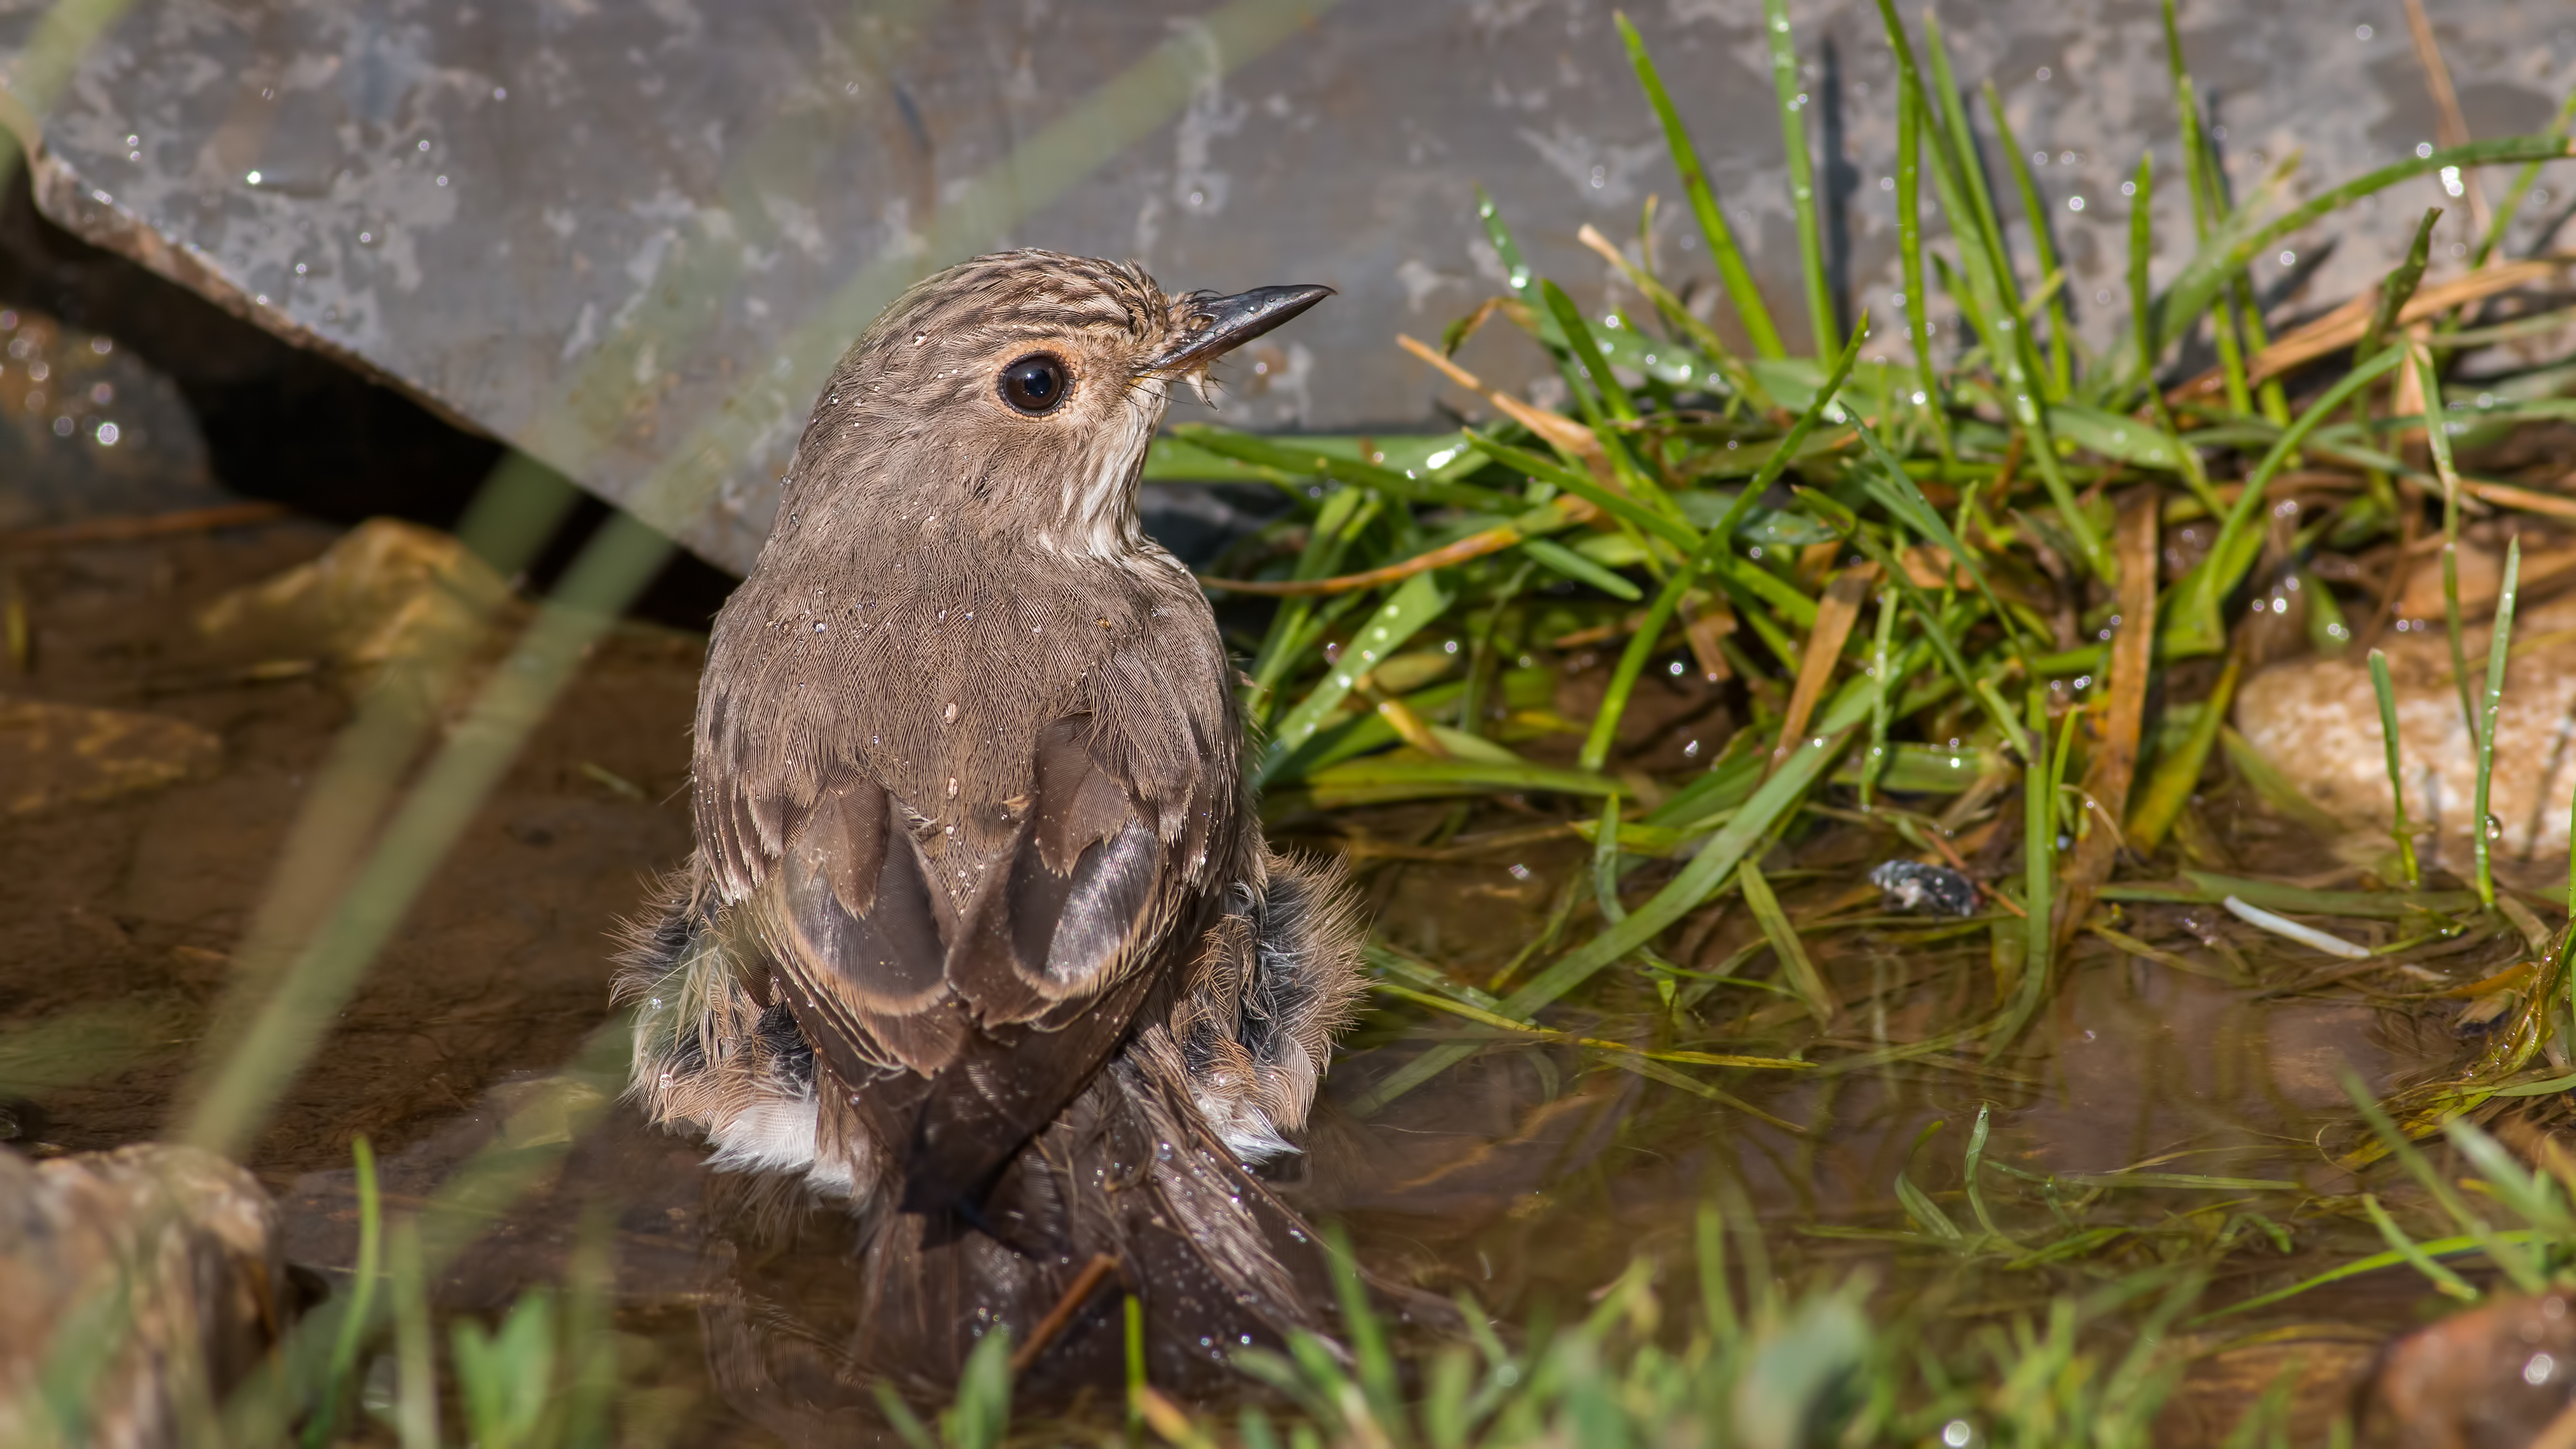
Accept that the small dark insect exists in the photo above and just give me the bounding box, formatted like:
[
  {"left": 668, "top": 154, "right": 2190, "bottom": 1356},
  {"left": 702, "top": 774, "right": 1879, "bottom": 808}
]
[{"left": 1870, "top": 859, "right": 1979, "bottom": 917}]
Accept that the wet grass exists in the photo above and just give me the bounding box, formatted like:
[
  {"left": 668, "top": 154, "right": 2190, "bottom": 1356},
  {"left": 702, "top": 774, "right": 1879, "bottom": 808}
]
[
  {"left": 7, "top": 0, "right": 2576, "bottom": 1444},
  {"left": 1122, "top": 2, "right": 2576, "bottom": 1441}
]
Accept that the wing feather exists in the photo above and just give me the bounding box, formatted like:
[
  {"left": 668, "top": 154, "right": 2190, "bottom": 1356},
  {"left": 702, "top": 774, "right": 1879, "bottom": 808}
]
[
  {"left": 769, "top": 777, "right": 963, "bottom": 1076},
  {"left": 722, "top": 713, "right": 1190, "bottom": 1211}
]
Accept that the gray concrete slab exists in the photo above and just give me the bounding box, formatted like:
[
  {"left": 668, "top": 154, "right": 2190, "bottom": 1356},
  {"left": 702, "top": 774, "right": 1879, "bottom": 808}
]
[{"left": 1, "top": 0, "right": 2568, "bottom": 573}]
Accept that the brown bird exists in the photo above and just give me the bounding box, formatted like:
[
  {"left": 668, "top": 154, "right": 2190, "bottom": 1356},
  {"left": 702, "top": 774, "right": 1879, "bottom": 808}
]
[{"left": 619, "top": 249, "right": 1369, "bottom": 1396}]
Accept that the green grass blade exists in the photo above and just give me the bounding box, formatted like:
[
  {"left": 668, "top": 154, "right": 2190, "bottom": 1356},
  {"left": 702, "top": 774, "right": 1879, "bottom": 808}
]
[
  {"left": 1892, "top": 76, "right": 1949, "bottom": 455},
  {"left": 1699, "top": 316, "right": 1868, "bottom": 553},
  {"left": 1762, "top": 0, "right": 1835, "bottom": 354},
  {"left": 1259, "top": 572, "right": 1451, "bottom": 782},
  {"left": 871, "top": 1388, "right": 940, "bottom": 1449},
  {"left": 2144, "top": 135, "right": 2576, "bottom": 376},
  {"left": 1582, "top": 568, "right": 1693, "bottom": 772},
  {"left": 1695, "top": 1203, "right": 1740, "bottom": 1341},
  {"left": 1962, "top": 1104, "right": 2015, "bottom": 1242},
  {"left": 1579, "top": 217, "right": 1762, "bottom": 401},
  {"left": 1591, "top": 792, "right": 1627, "bottom": 922},
  {"left": 2368, "top": 649, "right": 2422, "bottom": 887},
  {"left": 946, "top": 1329, "right": 1014, "bottom": 1449},
  {"left": 1171, "top": 423, "right": 1509, "bottom": 512},
  {"left": 2408, "top": 337, "right": 2482, "bottom": 743},
  {"left": 1617, "top": 13, "right": 1785, "bottom": 358},
  {"left": 2191, "top": 1230, "right": 2538, "bottom": 1322},
  {"left": 1519, "top": 538, "right": 1645, "bottom": 602},
  {"left": 1476, "top": 182, "right": 1534, "bottom": 297},
  {"left": 1321, "top": 1223, "right": 1403, "bottom": 1433},
  {"left": 1538, "top": 278, "right": 1644, "bottom": 427},
  {"left": 1740, "top": 857, "right": 1833, "bottom": 1023},
  {"left": 1894, "top": 1122, "right": 1966, "bottom": 1245},
  {"left": 2473, "top": 536, "right": 2520, "bottom": 905},
  {"left": 390, "top": 1222, "right": 437, "bottom": 1449},
  {"left": 1905, "top": 19, "right": 2102, "bottom": 577},
  {"left": 1123, "top": 1295, "right": 1148, "bottom": 1437},
  {"left": 2127, "top": 154, "right": 2164, "bottom": 400},
  {"left": 1990, "top": 683, "right": 2054, "bottom": 1054},
  {"left": 1469, "top": 433, "right": 1701, "bottom": 551},
  {"left": 2159, "top": 0, "right": 2255, "bottom": 418},
  {"left": 2345, "top": 1072, "right": 2540, "bottom": 1285},
  {"left": 1984, "top": 80, "right": 2073, "bottom": 397},
  {"left": 2165, "top": 343, "right": 2406, "bottom": 653},
  {"left": 1922, "top": 14, "right": 2020, "bottom": 322},
  {"left": 1297, "top": 758, "right": 1619, "bottom": 808},
  {"left": 2475, "top": 87, "right": 2576, "bottom": 266},
  {"left": 1860, "top": 584, "right": 1900, "bottom": 807},
  {"left": 2128, "top": 657, "right": 2241, "bottom": 853},
  {"left": 305, "top": 1136, "right": 382, "bottom": 1449},
  {"left": 2443, "top": 1116, "right": 2571, "bottom": 1234},
  {"left": 1356, "top": 685, "right": 1872, "bottom": 1112},
  {"left": 2360, "top": 207, "right": 2444, "bottom": 358}
]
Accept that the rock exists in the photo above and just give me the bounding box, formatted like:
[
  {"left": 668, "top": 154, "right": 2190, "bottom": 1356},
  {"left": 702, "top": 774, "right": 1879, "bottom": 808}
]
[
  {"left": 2364, "top": 1291, "right": 2576, "bottom": 1447},
  {"left": 2233, "top": 592, "right": 2576, "bottom": 863},
  {"left": 0, "top": 306, "right": 223, "bottom": 533},
  {"left": 0, "top": 696, "right": 219, "bottom": 815},
  {"left": 4, "top": 3, "right": 2555, "bottom": 572},
  {"left": 0, "top": 1144, "right": 286, "bottom": 1449},
  {"left": 195, "top": 517, "right": 517, "bottom": 693}
]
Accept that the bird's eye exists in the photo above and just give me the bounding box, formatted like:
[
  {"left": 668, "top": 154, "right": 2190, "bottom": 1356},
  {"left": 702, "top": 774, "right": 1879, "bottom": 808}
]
[{"left": 998, "top": 353, "right": 1069, "bottom": 415}]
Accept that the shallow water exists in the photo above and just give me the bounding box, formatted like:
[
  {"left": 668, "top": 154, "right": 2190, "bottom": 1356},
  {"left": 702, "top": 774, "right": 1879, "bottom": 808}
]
[{"left": 0, "top": 515, "right": 2533, "bottom": 1444}]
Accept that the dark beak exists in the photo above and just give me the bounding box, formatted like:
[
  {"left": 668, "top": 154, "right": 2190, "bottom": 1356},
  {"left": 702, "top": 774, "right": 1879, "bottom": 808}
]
[{"left": 1145, "top": 284, "right": 1334, "bottom": 375}]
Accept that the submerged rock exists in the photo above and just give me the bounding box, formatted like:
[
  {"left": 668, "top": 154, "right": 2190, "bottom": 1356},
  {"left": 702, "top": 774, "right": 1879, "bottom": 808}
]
[
  {"left": 195, "top": 517, "right": 518, "bottom": 698},
  {"left": 2233, "top": 593, "right": 2576, "bottom": 864},
  {"left": 0, "top": 307, "right": 221, "bottom": 533},
  {"left": 2365, "top": 1290, "right": 2576, "bottom": 1447},
  {"left": 0, "top": 695, "right": 219, "bottom": 815},
  {"left": 0, "top": 1144, "right": 285, "bottom": 1449}
]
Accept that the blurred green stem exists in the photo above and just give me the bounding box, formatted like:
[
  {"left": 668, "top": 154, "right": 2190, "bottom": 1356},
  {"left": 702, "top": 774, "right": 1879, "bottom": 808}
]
[
  {"left": 2369, "top": 649, "right": 2422, "bottom": 888},
  {"left": 1762, "top": 0, "right": 1837, "bottom": 355},
  {"left": 2473, "top": 537, "right": 2520, "bottom": 906},
  {"left": 1617, "top": 13, "right": 1785, "bottom": 358},
  {"left": 2129, "top": 655, "right": 2241, "bottom": 854}
]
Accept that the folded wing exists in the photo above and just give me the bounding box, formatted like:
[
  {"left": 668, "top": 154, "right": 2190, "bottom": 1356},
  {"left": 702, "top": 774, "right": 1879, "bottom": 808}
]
[{"left": 732, "top": 716, "right": 1179, "bottom": 1211}]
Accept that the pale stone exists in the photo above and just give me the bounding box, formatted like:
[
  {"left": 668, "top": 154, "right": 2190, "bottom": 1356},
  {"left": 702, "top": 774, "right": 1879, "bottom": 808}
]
[
  {"left": 0, "top": 1145, "right": 283, "bottom": 1449},
  {"left": 2234, "top": 594, "right": 2576, "bottom": 863}
]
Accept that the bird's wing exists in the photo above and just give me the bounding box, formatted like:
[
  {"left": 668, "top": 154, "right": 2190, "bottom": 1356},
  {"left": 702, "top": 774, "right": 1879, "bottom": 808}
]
[{"left": 738, "top": 714, "right": 1184, "bottom": 1208}]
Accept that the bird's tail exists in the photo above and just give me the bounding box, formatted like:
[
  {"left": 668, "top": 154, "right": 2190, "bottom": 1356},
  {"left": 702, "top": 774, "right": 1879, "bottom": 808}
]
[{"left": 698, "top": 1021, "right": 1414, "bottom": 1426}]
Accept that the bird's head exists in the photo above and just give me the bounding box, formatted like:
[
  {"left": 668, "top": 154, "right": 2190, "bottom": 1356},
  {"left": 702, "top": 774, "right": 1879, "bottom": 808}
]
[{"left": 786, "top": 249, "right": 1330, "bottom": 561}]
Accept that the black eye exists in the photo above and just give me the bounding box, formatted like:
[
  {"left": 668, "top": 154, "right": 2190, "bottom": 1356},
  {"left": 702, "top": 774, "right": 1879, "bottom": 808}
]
[{"left": 998, "top": 353, "right": 1068, "bottom": 415}]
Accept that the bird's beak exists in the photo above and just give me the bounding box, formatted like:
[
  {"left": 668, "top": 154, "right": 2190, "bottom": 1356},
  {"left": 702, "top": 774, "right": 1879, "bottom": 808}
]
[{"left": 1143, "top": 284, "right": 1335, "bottom": 378}]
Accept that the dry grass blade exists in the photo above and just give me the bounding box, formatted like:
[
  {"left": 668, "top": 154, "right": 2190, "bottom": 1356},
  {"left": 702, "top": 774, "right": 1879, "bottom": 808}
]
[
  {"left": 2167, "top": 257, "right": 2573, "bottom": 400},
  {"left": 2461, "top": 477, "right": 2576, "bottom": 525},
  {"left": 2403, "top": 0, "right": 2491, "bottom": 237},
  {"left": 1010, "top": 1254, "right": 1122, "bottom": 1377},
  {"left": 1773, "top": 564, "right": 1875, "bottom": 767},
  {"left": 2057, "top": 492, "right": 2159, "bottom": 944},
  {"left": 1199, "top": 496, "right": 1597, "bottom": 595},
  {"left": 1397, "top": 332, "right": 1603, "bottom": 460},
  {"left": 1368, "top": 981, "right": 1813, "bottom": 1071},
  {"left": 2, "top": 500, "right": 292, "bottom": 549}
]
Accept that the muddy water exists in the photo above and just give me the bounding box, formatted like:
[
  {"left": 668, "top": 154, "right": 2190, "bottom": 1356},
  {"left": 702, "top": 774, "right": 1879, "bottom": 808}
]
[{"left": 0, "top": 513, "right": 2524, "bottom": 1444}]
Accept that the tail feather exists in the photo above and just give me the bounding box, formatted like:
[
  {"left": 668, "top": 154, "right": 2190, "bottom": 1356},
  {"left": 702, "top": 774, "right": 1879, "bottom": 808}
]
[{"left": 847, "top": 1022, "right": 1339, "bottom": 1401}]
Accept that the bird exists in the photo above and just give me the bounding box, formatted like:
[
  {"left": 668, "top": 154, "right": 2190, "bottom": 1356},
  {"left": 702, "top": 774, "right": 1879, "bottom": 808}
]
[{"left": 615, "top": 249, "right": 1373, "bottom": 1398}]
